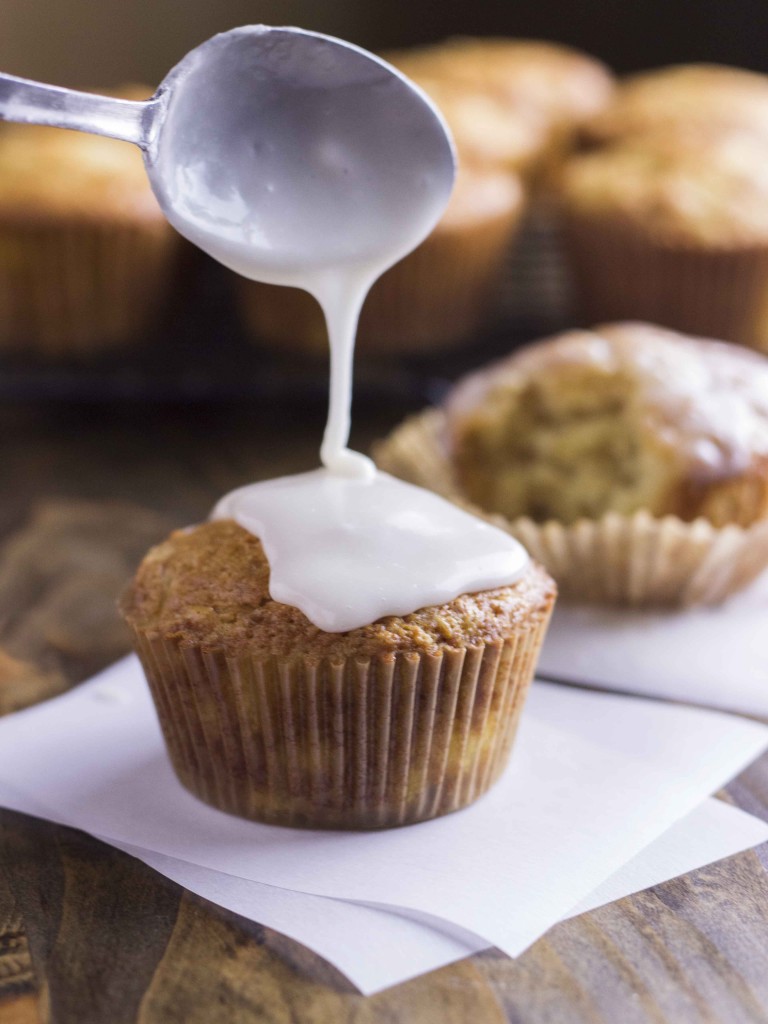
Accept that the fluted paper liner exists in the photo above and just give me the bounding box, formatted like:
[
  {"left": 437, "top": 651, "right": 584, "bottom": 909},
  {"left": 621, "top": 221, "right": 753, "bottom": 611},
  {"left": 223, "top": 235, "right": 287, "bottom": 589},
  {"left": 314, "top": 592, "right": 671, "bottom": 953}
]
[
  {"left": 373, "top": 408, "right": 768, "bottom": 606},
  {"left": 130, "top": 605, "right": 551, "bottom": 830},
  {"left": 0, "top": 218, "right": 180, "bottom": 357},
  {"left": 561, "top": 210, "right": 768, "bottom": 354}
]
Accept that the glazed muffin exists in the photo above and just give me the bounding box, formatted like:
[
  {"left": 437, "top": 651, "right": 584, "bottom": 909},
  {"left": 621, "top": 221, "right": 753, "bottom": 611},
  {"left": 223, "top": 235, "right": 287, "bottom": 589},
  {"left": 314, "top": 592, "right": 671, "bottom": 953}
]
[
  {"left": 0, "top": 86, "right": 183, "bottom": 358},
  {"left": 239, "top": 163, "right": 526, "bottom": 355},
  {"left": 557, "top": 130, "right": 768, "bottom": 351},
  {"left": 444, "top": 322, "right": 768, "bottom": 526},
  {"left": 120, "top": 519, "right": 556, "bottom": 829},
  {"left": 375, "top": 323, "right": 768, "bottom": 605},
  {"left": 581, "top": 64, "right": 768, "bottom": 149}
]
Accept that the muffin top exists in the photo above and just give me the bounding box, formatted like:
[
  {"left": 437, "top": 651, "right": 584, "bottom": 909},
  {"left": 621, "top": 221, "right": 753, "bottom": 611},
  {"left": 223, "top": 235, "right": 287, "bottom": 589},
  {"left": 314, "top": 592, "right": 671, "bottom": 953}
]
[
  {"left": 388, "top": 38, "right": 614, "bottom": 133},
  {"left": 409, "top": 73, "right": 547, "bottom": 174},
  {"left": 436, "top": 163, "right": 524, "bottom": 231},
  {"left": 558, "top": 130, "right": 768, "bottom": 245},
  {"left": 445, "top": 322, "right": 768, "bottom": 525},
  {"left": 120, "top": 519, "right": 555, "bottom": 658},
  {"left": 582, "top": 64, "right": 768, "bottom": 146},
  {"left": 0, "top": 85, "right": 162, "bottom": 222}
]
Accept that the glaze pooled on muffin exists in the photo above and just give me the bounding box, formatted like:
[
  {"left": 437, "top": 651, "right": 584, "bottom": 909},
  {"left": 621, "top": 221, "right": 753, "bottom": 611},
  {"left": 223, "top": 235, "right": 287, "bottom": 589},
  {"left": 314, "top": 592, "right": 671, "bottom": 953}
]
[
  {"left": 121, "top": 519, "right": 553, "bottom": 657},
  {"left": 212, "top": 468, "right": 529, "bottom": 633}
]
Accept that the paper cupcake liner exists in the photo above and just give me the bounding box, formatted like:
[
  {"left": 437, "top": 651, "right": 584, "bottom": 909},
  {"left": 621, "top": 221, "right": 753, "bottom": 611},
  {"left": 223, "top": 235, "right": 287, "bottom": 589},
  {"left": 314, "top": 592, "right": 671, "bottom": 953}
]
[
  {"left": 0, "top": 218, "right": 180, "bottom": 357},
  {"left": 237, "top": 200, "right": 525, "bottom": 357},
  {"left": 130, "top": 607, "right": 551, "bottom": 830},
  {"left": 373, "top": 408, "right": 768, "bottom": 606},
  {"left": 560, "top": 211, "right": 768, "bottom": 354}
]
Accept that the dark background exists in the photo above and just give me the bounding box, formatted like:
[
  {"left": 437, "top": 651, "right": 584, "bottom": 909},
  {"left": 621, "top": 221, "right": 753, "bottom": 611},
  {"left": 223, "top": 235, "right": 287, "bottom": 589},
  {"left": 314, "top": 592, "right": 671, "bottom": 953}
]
[
  {"left": 384, "top": 0, "right": 768, "bottom": 72},
  {"left": 1, "top": 0, "right": 767, "bottom": 86}
]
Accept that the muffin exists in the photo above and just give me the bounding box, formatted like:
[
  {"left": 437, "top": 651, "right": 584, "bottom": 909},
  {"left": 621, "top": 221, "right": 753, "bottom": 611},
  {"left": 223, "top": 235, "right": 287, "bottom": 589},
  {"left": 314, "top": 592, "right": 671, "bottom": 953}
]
[
  {"left": 557, "top": 129, "right": 768, "bottom": 351},
  {"left": 403, "top": 72, "right": 547, "bottom": 176},
  {"left": 386, "top": 40, "right": 613, "bottom": 331},
  {"left": 581, "top": 64, "right": 768, "bottom": 149},
  {"left": 374, "top": 323, "right": 768, "bottom": 606},
  {"left": 120, "top": 519, "right": 555, "bottom": 830},
  {"left": 387, "top": 38, "right": 614, "bottom": 178},
  {"left": 0, "top": 86, "right": 183, "bottom": 358},
  {"left": 239, "top": 164, "right": 526, "bottom": 355}
]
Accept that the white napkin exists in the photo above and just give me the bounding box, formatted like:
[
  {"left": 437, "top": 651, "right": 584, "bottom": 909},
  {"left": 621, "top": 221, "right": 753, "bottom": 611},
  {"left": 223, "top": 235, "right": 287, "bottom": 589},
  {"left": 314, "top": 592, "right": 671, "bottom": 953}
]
[
  {"left": 539, "top": 571, "right": 768, "bottom": 718},
  {"left": 0, "top": 656, "right": 764, "bottom": 961},
  {"left": 1, "top": 777, "right": 764, "bottom": 996}
]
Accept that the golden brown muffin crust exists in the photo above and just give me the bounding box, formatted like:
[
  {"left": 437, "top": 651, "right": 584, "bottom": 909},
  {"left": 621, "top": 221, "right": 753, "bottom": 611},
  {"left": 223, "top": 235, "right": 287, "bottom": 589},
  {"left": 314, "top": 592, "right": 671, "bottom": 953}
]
[
  {"left": 558, "top": 130, "right": 768, "bottom": 246},
  {"left": 582, "top": 64, "right": 768, "bottom": 147},
  {"left": 120, "top": 520, "right": 556, "bottom": 658},
  {"left": 405, "top": 72, "right": 547, "bottom": 174},
  {"left": 387, "top": 38, "right": 614, "bottom": 129},
  {"left": 437, "top": 164, "right": 524, "bottom": 229}
]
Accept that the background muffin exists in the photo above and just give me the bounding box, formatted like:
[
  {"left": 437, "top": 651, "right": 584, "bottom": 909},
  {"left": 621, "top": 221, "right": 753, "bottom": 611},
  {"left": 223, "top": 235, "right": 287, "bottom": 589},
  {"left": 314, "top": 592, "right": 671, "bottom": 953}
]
[
  {"left": 557, "top": 129, "right": 768, "bottom": 351},
  {"left": 387, "top": 39, "right": 614, "bottom": 330},
  {"left": 401, "top": 72, "right": 547, "bottom": 176},
  {"left": 387, "top": 38, "right": 614, "bottom": 180},
  {"left": 121, "top": 519, "right": 556, "bottom": 830},
  {"left": 375, "top": 322, "right": 768, "bottom": 605},
  {"left": 239, "top": 164, "right": 526, "bottom": 356},
  {"left": 580, "top": 64, "right": 768, "bottom": 149},
  {"left": 0, "top": 86, "right": 184, "bottom": 359}
]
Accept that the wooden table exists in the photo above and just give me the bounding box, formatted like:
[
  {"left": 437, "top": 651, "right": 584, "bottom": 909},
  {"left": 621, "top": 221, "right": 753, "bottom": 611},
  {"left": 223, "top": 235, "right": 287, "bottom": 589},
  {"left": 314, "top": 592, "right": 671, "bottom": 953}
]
[{"left": 1, "top": 398, "right": 768, "bottom": 1024}]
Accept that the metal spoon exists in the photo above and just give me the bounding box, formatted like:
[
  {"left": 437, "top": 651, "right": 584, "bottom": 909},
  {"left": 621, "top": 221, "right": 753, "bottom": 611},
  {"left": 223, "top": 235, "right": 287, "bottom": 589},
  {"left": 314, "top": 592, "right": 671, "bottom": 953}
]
[{"left": 0, "top": 25, "right": 455, "bottom": 276}]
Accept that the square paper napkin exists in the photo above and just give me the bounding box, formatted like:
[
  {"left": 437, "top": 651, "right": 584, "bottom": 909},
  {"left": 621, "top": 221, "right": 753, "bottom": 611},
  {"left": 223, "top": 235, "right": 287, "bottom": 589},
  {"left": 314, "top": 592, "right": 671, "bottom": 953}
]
[
  {"left": 540, "top": 570, "right": 768, "bottom": 717},
  {"left": 0, "top": 656, "right": 765, "bottom": 966},
  {"left": 1, "top": 778, "right": 765, "bottom": 995}
]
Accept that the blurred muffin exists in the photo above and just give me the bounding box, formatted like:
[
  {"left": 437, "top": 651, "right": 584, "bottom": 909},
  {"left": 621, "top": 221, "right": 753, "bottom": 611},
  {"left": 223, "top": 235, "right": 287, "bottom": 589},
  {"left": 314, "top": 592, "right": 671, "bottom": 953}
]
[
  {"left": 120, "top": 519, "right": 556, "bottom": 830},
  {"left": 581, "top": 64, "right": 768, "bottom": 148},
  {"left": 375, "top": 323, "right": 768, "bottom": 606},
  {"left": 405, "top": 73, "right": 547, "bottom": 175},
  {"left": 239, "top": 164, "right": 525, "bottom": 355},
  {"left": 386, "top": 40, "right": 613, "bottom": 330},
  {"left": 0, "top": 86, "right": 183, "bottom": 358},
  {"left": 557, "top": 129, "right": 768, "bottom": 351},
  {"left": 387, "top": 38, "right": 614, "bottom": 178}
]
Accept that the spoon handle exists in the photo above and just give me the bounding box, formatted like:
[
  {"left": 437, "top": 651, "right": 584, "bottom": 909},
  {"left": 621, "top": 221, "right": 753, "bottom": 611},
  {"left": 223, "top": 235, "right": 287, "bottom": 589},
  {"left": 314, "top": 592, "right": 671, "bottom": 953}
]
[{"left": 0, "top": 73, "right": 157, "bottom": 147}]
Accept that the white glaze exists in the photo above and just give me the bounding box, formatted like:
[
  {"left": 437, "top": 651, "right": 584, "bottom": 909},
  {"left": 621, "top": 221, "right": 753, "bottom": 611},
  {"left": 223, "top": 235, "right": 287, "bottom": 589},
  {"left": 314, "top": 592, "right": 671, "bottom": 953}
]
[
  {"left": 168, "top": 28, "right": 531, "bottom": 630},
  {"left": 149, "top": 28, "right": 454, "bottom": 478},
  {"left": 213, "top": 470, "right": 529, "bottom": 633}
]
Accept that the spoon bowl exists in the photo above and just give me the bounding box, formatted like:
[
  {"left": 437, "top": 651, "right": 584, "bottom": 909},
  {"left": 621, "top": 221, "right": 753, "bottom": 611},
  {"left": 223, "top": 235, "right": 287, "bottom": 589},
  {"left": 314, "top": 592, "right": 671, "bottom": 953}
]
[
  {"left": 0, "top": 26, "right": 456, "bottom": 287},
  {"left": 150, "top": 27, "right": 456, "bottom": 285}
]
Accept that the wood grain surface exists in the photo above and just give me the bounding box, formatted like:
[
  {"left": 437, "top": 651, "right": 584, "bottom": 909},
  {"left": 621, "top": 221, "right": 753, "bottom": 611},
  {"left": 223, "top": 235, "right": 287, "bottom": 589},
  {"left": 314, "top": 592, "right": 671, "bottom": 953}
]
[{"left": 0, "top": 400, "right": 767, "bottom": 1024}]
